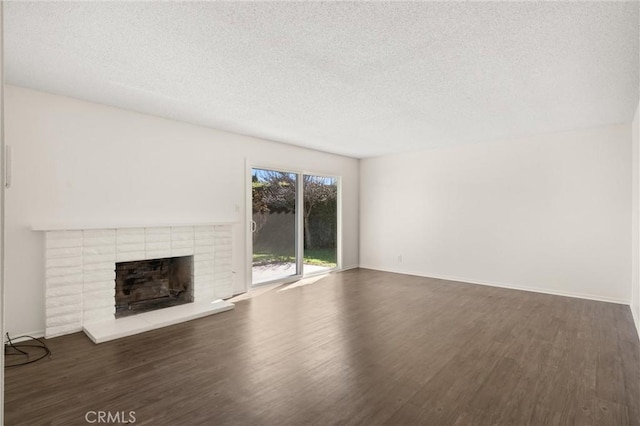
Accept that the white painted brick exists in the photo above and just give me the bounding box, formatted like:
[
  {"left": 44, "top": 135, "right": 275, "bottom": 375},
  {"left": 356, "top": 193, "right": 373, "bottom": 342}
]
[
  {"left": 84, "top": 229, "right": 116, "bottom": 239},
  {"left": 46, "top": 284, "right": 82, "bottom": 298},
  {"left": 195, "top": 274, "right": 214, "bottom": 286},
  {"left": 214, "top": 225, "right": 232, "bottom": 235},
  {"left": 172, "top": 239, "right": 194, "bottom": 249},
  {"left": 193, "top": 277, "right": 209, "bottom": 286},
  {"left": 46, "top": 324, "right": 82, "bottom": 339},
  {"left": 47, "top": 273, "right": 83, "bottom": 287},
  {"left": 214, "top": 270, "right": 232, "bottom": 278},
  {"left": 145, "top": 227, "right": 171, "bottom": 235},
  {"left": 194, "top": 289, "right": 214, "bottom": 301},
  {"left": 214, "top": 267, "right": 232, "bottom": 275},
  {"left": 194, "top": 244, "right": 214, "bottom": 255},
  {"left": 215, "top": 272, "right": 233, "bottom": 283},
  {"left": 83, "top": 280, "right": 114, "bottom": 293},
  {"left": 193, "top": 271, "right": 215, "bottom": 286},
  {"left": 194, "top": 235, "right": 214, "bottom": 244},
  {"left": 171, "top": 247, "right": 194, "bottom": 257},
  {"left": 83, "top": 236, "right": 116, "bottom": 247},
  {"left": 146, "top": 241, "right": 171, "bottom": 251},
  {"left": 47, "top": 256, "right": 82, "bottom": 268},
  {"left": 46, "top": 247, "right": 83, "bottom": 259},
  {"left": 83, "top": 246, "right": 116, "bottom": 256},
  {"left": 117, "top": 234, "right": 145, "bottom": 244},
  {"left": 213, "top": 279, "right": 233, "bottom": 299},
  {"left": 117, "top": 242, "right": 145, "bottom": 253},
  {"left": 48, "top": 304, "right": 82, "bottom": 318},
  {"left": 46, "top": 294, "right": 82, "bottom": 309},
  {"left": 197, "top": 286, "right": 214, "bottom": 295},
  {"left": 215, "top": 250, "right": 232, "bottom": 260},
  {"left": 193, "top": 287, "right": 214, "bottom": 302},
  {"left": 194, "top": 225, "right": 214, "bottom": 233},
  {"left": 194, "top": 253, "right": 214, "bottom": 263},
  {"left": 47, "top": 230, "right": 83, "bottom": 240},
  {"left": 83, "top": 283, "right": 116, "bottom": 305},
  {"left": 46, "top": 312, "right": 82, "bottom": 328},
  {"left": 214, "top": 231, "right": 232, "bottom": 239},
  {"left": 194, "top": 230, "right": 215, "bottom": 240},
  {"left": 83, "top": 290, "right": 114, "bottom": 309},
  {"left": 214, "top": 263, "right": 232, "bottom": 272},
  {"left": 195, "top": 269, "right": 214, "bottom": 281},
  {"left": 196, "top": 270, "right": 214, "bottom": 278},
  {"left": 145, "top": 250, "right": 172, "bottom": 260},
  {"left": 84, "top": 270, "right": 115, "bottom": 283},
  {"left": 116, "top": 251, "right": 146, "bottom": 262},
  {"left": 83, "top": 307, "right": 115, "bottom": 323},
  {"left": 213, "top": 280, "right": 233, "bottom": 299},
  {"left": 214, "top": 259, "right": 232, "bottom": 269},
  {"left": 195, "top": 260, "right": 214, "bottom": 273},
  {"left": 171, "top": 226, "right": 194, "bottom": 238},
  {"left": 145, "top": 235, "right": 171, "bottom": 245},
  {"left": 195, "top": 292, "right": 214, "bottom": 302},
  {"left": 117, "top": 228, "right": 145, "bottom": 237},
  {"left": 83, "top": 261, "right": 114, "bottom": 272},
  {"left": 213, "top": 285, "right": 233, "bottom": 300},
  {"left": 46, "top": 237, "right": 82, "bottom": 249},
  {"left": 46, "top": 265, "right": 83, "bottom": 278},
  {"left": 193, "top": 283, "right": 215, "bottom": 292},
  {"left": 43, "top": 224, "right": 233, "bottom": 339}
]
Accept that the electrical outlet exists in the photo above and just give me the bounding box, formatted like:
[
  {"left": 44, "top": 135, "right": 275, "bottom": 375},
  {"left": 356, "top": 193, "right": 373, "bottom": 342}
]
[{"left": 397, "top": 255, "right": 403, "bottom": 263}]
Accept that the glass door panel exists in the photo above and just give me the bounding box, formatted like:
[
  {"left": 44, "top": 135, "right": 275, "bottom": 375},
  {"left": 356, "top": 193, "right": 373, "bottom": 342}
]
[
  {"left": 251, "top": 168, "right": 299, "bottom": 285},
  {"left": 303, "top": 175, "right": 338, "bottom": 274}
]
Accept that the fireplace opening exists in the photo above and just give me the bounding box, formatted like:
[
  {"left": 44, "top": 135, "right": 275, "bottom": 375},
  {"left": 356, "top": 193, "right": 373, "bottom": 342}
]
[{"left": 115, "top": 255, "right": 194, "bottom": 318}]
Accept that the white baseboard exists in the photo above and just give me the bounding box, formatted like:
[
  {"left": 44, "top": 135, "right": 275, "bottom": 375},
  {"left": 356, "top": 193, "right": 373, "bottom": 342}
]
[
  {"left": 339, "top": 264, "right": 359, "bottom": 272},
  {"left": 359, "top": 265, "right": 631, "bottom": 306},
  {"left": 632, "top": 306, "right": 640, "bottom": 341}
]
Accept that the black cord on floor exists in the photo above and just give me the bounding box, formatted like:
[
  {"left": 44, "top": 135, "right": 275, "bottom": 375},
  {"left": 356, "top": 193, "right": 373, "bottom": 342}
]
[{"left": 4, "top": 333, "right": 52, "bottom": 367}]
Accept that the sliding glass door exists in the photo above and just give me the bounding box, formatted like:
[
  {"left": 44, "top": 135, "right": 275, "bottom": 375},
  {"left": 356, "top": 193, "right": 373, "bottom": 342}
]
[
  {"left": 250, "top": 168, "right": 338, "bottom": 286},
  {"left": 251, "top": 168, "right": 300, "bottom": 285},
  {"left": 302, "top": 175, "right": 338, "bottom": 275}
]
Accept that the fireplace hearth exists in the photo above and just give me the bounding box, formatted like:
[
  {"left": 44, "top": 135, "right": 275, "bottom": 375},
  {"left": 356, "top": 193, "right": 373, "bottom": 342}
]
[{"left": 115, "top": 256, "right": 194, "bottom": 318}]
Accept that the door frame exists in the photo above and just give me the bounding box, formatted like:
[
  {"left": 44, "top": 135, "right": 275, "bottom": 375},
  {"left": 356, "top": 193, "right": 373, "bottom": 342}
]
[{"left": 245, "top": 159, "right": 342, "bottom": 290}]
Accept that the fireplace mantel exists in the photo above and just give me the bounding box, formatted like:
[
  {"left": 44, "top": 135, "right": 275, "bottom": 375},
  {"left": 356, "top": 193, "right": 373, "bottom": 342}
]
[{"left": 32, "top": 221, "right": 237, "bottom": 231}]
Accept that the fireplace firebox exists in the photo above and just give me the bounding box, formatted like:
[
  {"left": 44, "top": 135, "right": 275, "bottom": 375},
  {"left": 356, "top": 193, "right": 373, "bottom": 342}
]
[{"left": 115, "top": 256, "right": 194, "bottom": 318}]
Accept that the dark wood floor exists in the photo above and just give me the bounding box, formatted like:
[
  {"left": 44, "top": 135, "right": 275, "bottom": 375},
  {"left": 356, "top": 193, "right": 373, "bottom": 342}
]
[{"left": 5, "top": 268, "right": 640, "bottom": 425}]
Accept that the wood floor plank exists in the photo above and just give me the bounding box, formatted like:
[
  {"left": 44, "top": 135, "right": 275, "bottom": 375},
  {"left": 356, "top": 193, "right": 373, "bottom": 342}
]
[{"left": 4, "top": 268, "right": 639, "bottom": 425}]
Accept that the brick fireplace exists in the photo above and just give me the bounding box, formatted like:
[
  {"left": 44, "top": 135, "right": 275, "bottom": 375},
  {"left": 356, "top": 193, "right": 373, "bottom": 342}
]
[{"left": 41, "top": 224, "right": 234, "bottom": 339}]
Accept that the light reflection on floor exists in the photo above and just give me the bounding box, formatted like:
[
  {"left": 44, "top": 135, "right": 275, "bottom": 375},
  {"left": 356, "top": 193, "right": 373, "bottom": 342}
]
[{"left": 252, "top": 263, "right": 331, "bottom": 284}]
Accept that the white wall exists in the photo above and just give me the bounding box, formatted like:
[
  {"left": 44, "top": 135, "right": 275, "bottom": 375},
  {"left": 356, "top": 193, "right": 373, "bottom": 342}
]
[
  {"left": 0, "top": 6, "right": 5, "bottom": 421},
  {"left": 4, "top": 85, "right": 359, "bottom": 336},
  {"left": 360, "top": 124, "right": 632, "bottom": 304},
  {"left": 632, "top": 101, "right": 640, "bottom": 336}
]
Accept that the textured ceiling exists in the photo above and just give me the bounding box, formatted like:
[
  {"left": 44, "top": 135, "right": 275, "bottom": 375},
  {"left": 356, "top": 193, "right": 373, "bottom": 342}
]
[{"left": 5, "top": 1, "right": 639, "bottom": 158}]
